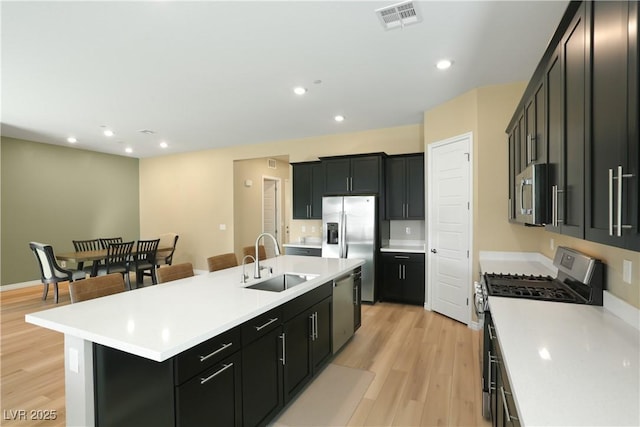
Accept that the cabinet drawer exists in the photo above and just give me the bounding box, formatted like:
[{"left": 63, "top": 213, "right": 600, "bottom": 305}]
[
  {"left": 381, "top": 252, "right": 425, "bottom": 263},
  {"left": 174, "top": 327, "right": 241, "bottom": 385},
  {"left": 241, "top": 307, "right": 283, "bottom": 345},
  {"left": 282, "top": 281, "right": 332, "bottom": 321},
  {"left": 284, "top": 247, "right": 322, "bottom": 257}
]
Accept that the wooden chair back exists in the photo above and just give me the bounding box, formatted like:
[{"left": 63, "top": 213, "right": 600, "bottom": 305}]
[
  {"left": 207, "top": 253, "right": 238, "bottom": 272},
  {"left": 156, "top": 262, "right": 194, "bottom": 284},
  {"left": 99, "top": 237, "right": 123, "bottom": 249},
  {"left": 69, "top": 273, "right": 125, "bottom": 303},
  {"left": 242, "top": 245, "right": 267, "bottom": 261}
]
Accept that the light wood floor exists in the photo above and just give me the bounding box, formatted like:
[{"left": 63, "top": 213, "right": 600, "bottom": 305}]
[{"left": 1, "top": 284, "right": 489, "bottom": 427}]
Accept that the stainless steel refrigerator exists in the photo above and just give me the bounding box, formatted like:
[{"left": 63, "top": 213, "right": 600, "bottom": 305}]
[{"left": 322, "top": 195, "right": 377, "bottom": 302}]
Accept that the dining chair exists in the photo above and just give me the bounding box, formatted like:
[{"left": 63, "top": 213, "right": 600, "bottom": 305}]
[
  {"left": 99, "top": 237, "right": 123, "bottom": 249},
  {"left": 243, "top": 245, "right": 267, "bottom": 261},
  {"left": 96, "top": 241, "right": 134, "bottom": 290},
  {"left": 29, "top": 242, "right": 86, "bottom": 303},
  {"left": 155, "top": 233, "right": 179, "bottom": 267},
  {"left": 207, "top": 253, "right": 238, "bottom": 272},
  {"left": 156, "top": 262, "right": 194, "bottom": 284},
  {"left": 69, "top": 273, "right": 125, "bottom": 303},
  {"left": 132, "top": 239, "right": 160, "bottom": 286},
  {"left": 72, "top": 238, "right": 102, "bottom": 276}
]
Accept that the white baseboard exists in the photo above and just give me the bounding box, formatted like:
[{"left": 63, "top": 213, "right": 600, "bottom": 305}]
[
  {"left": 0, "top": 280, "right": 42, "bottom": 291},
  {"left": 604, "top": 291, "right": 640, "bottom": 331}
]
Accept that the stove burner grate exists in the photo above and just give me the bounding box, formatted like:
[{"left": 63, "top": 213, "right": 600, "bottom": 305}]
[{"left": 484, "top": 273, "right": 582, "bottom": 303}]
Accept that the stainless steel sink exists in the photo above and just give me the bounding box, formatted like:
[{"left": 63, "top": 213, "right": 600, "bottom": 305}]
[{"left": 245, "top": 274, "right": 316, "bottom": 292}]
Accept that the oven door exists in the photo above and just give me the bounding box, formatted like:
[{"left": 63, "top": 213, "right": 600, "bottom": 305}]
[{"left": 482, "top": 310, "right": 494, "bottom": 419}]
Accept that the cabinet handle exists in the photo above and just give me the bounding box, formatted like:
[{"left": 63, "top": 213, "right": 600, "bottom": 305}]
[
  {"left": 394, "top": 255, "right": 410, "bottom": 259},
  {"left": 199, "top": 342, "right": 233, "bottom": 362},
  {"left": 402, "top": 265, "right": 406, "bottom": 280},
  {"left": 350, "top": 177, "right": 353, "bottom": 192},
  {"left": 398, "top": 265, "right": 402, "bottom": 279},
  {"left": 309, "top": 313, "right": 316, "bottom": 340},
  {"left": 353, "top": 286, "right": 357, "bottom": 305},
  {"left": 346, "top": 177, "right": 350, "bottom": 192},
  {"left": 406, "top": 203, "right": 409, "bottom": 218},
  {"left": 526, "top": 134, "right": 531, "bottom": 165},
  {"left": 500, "top": 386, "right": 519, "bottom": 421},
  {"left": 609, "top": 168, "right": 614, "bottom": 236},
  {"left": 488, "top": 324, "right": 496, "bottom": 340},
  {"left": 279, "top": 333, "right": 286, "bottom": 366},
  {"left": 254, "top": 317, "right": 279, "bottom": 331},
  {"left": 200, "top": 363, "right": 233, "bottom": 385},
  {"left": 314, "top": 312, "right": 319, "bottom": 340}
]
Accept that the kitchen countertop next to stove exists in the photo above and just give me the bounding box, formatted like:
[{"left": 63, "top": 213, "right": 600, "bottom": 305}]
[
  {"left": 479, "top": 250, "right": 557, "bottom": 277},
  {"left": 489, "top": 296, "right": 640, "bottom": 426}
]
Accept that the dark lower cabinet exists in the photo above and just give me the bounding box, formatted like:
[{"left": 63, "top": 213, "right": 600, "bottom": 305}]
[
  {"left": 283, "top": 296, "right": 332, "bottom": 401},
  {"left": 176, "top": 352, "right": 242, "bottom": 427},
  {"left": 380, "top": 253, "right": 425, "bottom": 305}
]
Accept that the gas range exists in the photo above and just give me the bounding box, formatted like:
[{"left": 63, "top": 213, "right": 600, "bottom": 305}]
[{"left": 481, "top": 247, "right": 605, "bottom": 307}]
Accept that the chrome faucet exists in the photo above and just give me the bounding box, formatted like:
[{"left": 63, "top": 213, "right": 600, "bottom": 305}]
[
  {"left": 241, "top": 255, "right": 255, "bottom": 283},
  {"left": 254, "top": 233, "right": 280, "bottom": 279}
]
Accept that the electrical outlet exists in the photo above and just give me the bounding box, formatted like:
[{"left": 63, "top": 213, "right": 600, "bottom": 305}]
[
  {"left": 405, "top": 227, "right": 411, "bottom": 235},
  {"left": 301, "top": 226, "right": 306, "bottom": 233},
  {"left": 60, "top": 260, "right": 67, "bottom": 268},
  {"left": 311, "top": 226, "right": 316, "bottom": 233},
  {"left": 219, "top": 224, "right": 226, "bottom": 230},
  {"left": 623, "top": 260, "right": 632, "bottom": 284},
  {"left": 69, "top": 347, "right": 79, "bottom": 373},
  {"left": 550, "top": 238, "right": 555, "bottom": 251}
]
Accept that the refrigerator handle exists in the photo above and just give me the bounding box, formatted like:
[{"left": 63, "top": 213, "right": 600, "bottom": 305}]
[{"left": 340, "top": 212, "right": 347, "bottom": 258}]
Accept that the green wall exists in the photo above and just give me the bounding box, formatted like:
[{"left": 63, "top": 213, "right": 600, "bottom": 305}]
[{"left": 1, "top": 137, "right": 140, "bottom": 285}]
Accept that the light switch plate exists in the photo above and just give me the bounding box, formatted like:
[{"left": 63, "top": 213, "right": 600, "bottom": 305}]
[
  {"left": 623, "top": 260, "right": 632, "bottom": 284},
  {"left": 301, "top": 226, "right": 306, "bottom": 233},
  {"left": 219, "top": 224, "right": 226, "bottom": 230},
  {"left": 69, "top": 347, "right": 79, "bottom": 373}
]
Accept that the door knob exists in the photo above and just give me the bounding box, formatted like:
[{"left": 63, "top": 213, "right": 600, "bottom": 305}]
[{"left": 430, "top": 249, "right": 437, "bottom": 253}]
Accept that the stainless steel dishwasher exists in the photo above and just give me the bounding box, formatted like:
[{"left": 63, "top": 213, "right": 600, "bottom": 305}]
[{"left": 332, "top": 272, "right": 355, "bottom": 353}]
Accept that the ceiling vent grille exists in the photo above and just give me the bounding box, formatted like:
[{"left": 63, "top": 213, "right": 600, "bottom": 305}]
[
  {"left": 267, "top": 159, "right": 277, "bottom": 169},
  {"left": 375, "top": 1, "right": 422, "bottom": 30}
]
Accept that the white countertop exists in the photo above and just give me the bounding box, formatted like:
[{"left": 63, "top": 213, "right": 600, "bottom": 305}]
[
  {"left": 479, "top": 250, "right": 557, "bottom": 277},
  {"left": 381, "top": 241, "right": 425, "bottom": 253},
  {"left": 26, "top": 256, "right": 363, "bottom": 362},
  {"left": 283, "top": 242, "right": 322, "bottom": 249},
  {"left": 489, "top": 297, "right": 640, "bottom": 427}
]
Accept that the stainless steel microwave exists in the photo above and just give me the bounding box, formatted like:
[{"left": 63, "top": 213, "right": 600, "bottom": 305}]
[{"left": 515, "top": 163, "right": 546, "bottom": 226}]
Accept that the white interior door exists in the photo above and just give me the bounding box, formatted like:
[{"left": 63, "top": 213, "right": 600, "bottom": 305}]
[
  {"left": 263, "top": 177, "right": 280, "bottom": 258},
  {"left": 428, "top": 133, "right": 472, "bottom": 325}
]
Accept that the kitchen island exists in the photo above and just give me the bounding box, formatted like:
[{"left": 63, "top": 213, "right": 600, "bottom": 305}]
[{"left": 26, "top": 255, "right": 364, "bottom": 427}]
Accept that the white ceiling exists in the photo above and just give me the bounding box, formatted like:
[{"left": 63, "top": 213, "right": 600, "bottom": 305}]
[{"left": 1, "top": 1, "right": 569, "bottom": 159}]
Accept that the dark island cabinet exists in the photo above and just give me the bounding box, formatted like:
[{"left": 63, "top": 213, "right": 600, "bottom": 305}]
[
  {"left": 586, "top": 0, "right": 639, "bottom": 251},
  {"left": 385, "top": 154, "right": 424, "bottom": 220},
  {"left": 292, "top": 161, "right": 324, "bottom": 219},
  {"left": 241, "top": 308, "right": 284, "bottom": 427},
  {"left": 176, "top": 352, "right": 242, "bottom": 427},
  {"left": 380, "top": 252, "right": 425, "bottom": 305},
  {"left": 322, "top": 154, "right": 383, "bottom": 195}
]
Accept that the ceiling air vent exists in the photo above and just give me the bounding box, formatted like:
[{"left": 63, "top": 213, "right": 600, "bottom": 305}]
[
  {"left": 375, "top": 1, "right": 422, "bottom": 30},
  {"left": 267, "top": 159, "right": 277, "bottom": 169}
]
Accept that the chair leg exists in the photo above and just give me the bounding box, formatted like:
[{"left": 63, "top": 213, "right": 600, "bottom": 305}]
[
  {"left": 54, "top": 283, "right": 59, "bottom": 304},
  {"left": 136, "top": 268, "right": 143, "bottom": 286},
  {"left": 151, "top": 266, "right": 158, "bottom": 285},
  {"left": 124, "top": 272, "right": 132, "bottom": 291},
  {"left": 42, "top": 283, "right": 49, "bottom": 301}
]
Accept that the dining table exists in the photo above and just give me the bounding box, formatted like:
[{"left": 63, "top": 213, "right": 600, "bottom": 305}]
[{"left": 56, "top": 246, "right": 172, "bottom": 276}]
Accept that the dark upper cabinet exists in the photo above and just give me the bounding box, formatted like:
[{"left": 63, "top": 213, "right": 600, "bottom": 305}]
[
  {"left": 545, "top": 3, "right": 587, "bottom": 239},
  {"left": 385, "top": 154, "right": 425, "bottom": 220},
  {"left": 508, "top": 127, "right": 517, "bottom": 221},
  {"left": 525, "top": 81, "right": 547, "bottom": 167},
  {"left": 292, "top": 162, "right": 324, "bottom": 219},
  {"left": 322, "top": 154, "right": 382, "bottom": 195},
  {"left": 586, "top": 0, "right": 639, "bottom": 251}
]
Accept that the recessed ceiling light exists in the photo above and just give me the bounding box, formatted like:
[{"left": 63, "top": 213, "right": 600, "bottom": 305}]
[
  {"left": 160, "top": 141, "right": 168, "bottom": 149},
  {"left": 125, "top": 147, "right": 133, "bottom": 154},
  {"left": 293, "top": 87, "right": 307, "bottom": 95},
  {"left": 436, "top": 59, "right": 453, "bottom": 70},
  {"left": 334, "top": 115, "right": 345, "bottom": 122},
  {"left": 103, "top": 129, "right": 114, "bottom": 137},
  {"left": 67, "top": 137, "right": 77, "bottom": 143}
]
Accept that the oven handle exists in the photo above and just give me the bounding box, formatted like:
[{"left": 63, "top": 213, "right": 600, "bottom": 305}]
[{"left": 487, "top": 324, "right": 496, "bottom": 340}]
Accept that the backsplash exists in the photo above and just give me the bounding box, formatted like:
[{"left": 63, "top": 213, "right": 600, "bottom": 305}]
[{"left": 390, "top": 220, "right": 425, "bottom": 241}]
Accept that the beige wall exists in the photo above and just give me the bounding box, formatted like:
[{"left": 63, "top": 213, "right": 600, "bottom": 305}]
[
  {"left": 424, "top": 82, "right": 639, "bottom": 309},
  {"left": 139, "top": 124, "right": 423, "bottom": 272},
  {"left": 424, "top": 82, "right": 541, "bottom": 284},
  {"left": 1, "top": 137, "right": 140, "bottom": 285},
  {"left": 233, "top": 157, "right": 291, "bottom": 263}
]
